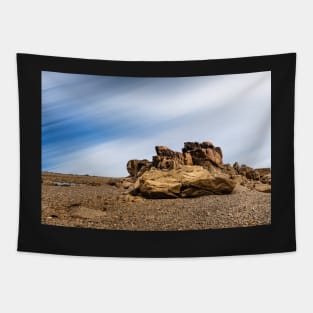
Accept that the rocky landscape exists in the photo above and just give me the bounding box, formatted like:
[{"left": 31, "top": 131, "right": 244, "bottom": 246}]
[
  {"left": 127, "top": 141, "right": 271, "bottom": 197},
  {"left": 42, "top": 141, "right": 271, "bottom": 230}
]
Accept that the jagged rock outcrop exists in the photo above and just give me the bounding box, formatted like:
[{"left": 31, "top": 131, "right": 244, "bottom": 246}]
[
  {"left": 132, "top": 165, "right": 236, "bottom": 198},
  {"left": 231, "top": 163, "right": 271, "bottom": 185},
  {"left": 126, "top": 159, "right": 152, "bottom": 177},
  {"left": 127, "top": 141, "right": 224, "bottom": 177},
  {"left": 222, "top": 163, "right": 238, "bottom": 176},
  {"left": 236, "top": 164, "right": 260, "bottom": 180},
  {"left": 183, "top": 141, "right": 223, "bottom": 168},
  {"left": 152, "top": 146, "right": 187, "bottom": 170},
  {"left": 126, "top": 141, "right": 271, "bottom": 196}
]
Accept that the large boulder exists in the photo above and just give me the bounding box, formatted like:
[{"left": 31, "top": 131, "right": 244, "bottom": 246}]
[{"left": 132, "top": 165, "right": 236, "bottom": 198}]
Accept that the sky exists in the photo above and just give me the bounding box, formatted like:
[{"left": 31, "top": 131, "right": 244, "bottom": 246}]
[{"left": 42, "top": 70, "right": 271, "bottom": 177}]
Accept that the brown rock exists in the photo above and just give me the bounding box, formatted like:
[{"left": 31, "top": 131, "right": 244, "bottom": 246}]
[
  {"left": 238, "top": 164, "right": 252, "bottom": 176},
  {"left": 230, "top": 174, "right": 244, "bottom": 184},
  {"left": 153, "top": 146, "right": 188, "bottom": 170},
  {"left": 232, "top": 184, "right": 249, "bottom": 194},
  {"left": 256, "top": 168, "right": 271, "bottom": 177},
  {"left": 215, "top": 147, "right": 223, "bottom": 159},
  {"left": 200, "top": 141, "right": 214, "bottom": 148},
  {"left": 126, "top": 142, "right": 270, "bottom": 194},
  {"left": 146, "top": 141, "right": 225, "bottom": 173},
  {"left": 183, "top": 152, "right": 193, "bottom": 166},
  {"left": 183, "top": 141, "right": 223, "bottom": 167},
  {"left": 132, "top": 165, "right": 236, "bottom": 198},
  {"left": 127, "top": 159, "right": 152, "bottom": 177},
  {"left": 222, "top": 163, "right": 237, "bottom": 176},
  {"left": 152, "top": 154, "right": 184, "bottom": 170},
  {"left": 254, "top": 183, "right": 271, "bottom": 193},
  {"left": 233, "top": 162, "right": 240, "bottom": 173},
  {"left": 121, "top": 180, "right": 133, "bottom": 189},
  {"left": 124, "top": 194, "right": 144, "bottom": 202},
  {"left": 246, "top": 169, "right": 260, "bottom": 181},
  {"left": 155, "top": 146, "right": 176, "bottom": 157},
  {"left": 260, "top": 173, "right": 271, "bottom": 185},
  {"left": 183, "top": 142, "right": 201, "bottom": 151}
]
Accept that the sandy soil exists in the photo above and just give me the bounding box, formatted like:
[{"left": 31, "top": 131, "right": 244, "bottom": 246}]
[{"left": 41, "top": 172, "right": 271, "bottom": 231}]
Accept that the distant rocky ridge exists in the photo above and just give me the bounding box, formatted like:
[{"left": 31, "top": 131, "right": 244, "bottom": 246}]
[{"left": 127, "top": 141, "right": 271, "bottom": 198}]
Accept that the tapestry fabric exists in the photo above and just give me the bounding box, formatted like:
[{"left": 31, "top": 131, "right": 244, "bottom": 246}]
[{"left": 17, "top": 53, "right": 296, "bottom": 257}]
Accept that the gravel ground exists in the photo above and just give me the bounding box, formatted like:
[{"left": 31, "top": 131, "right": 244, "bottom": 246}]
[{"left": 41, "top": 172, "right": 271, "bottom": 231}]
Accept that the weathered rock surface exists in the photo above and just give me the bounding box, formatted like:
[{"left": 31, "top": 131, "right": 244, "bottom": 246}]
[
  {"left": 152, "top": 146, "right": 187, "bottom": 170},
  {"left": 126, "top": 141, "right": 271, "bottom": 196},
  {"left": 236, "top": 164, "right": 260, "bottom": 181},
  {"left": 222, "top": 163, "right": 238, "bottom": 176},
  {"left": 254, "top": 183, "right": 271, "bottom": 193},
  {"left": 128, "top": 141, "right": 225, "bottom": 178},
  {"left": 183, "top": 141, "right": 223, "bottom": 168},
  {"left": 127, "top": 159, "right": 152, "bottom": 177},
  {"left": 260, "top": 173, "right": 271, "bottom": 185},
  {"left": 132, "top": 165, "right": 236, "bottom": 198},
  {"left": 231, "top": 184, "right": 250, "bottom": 194}
]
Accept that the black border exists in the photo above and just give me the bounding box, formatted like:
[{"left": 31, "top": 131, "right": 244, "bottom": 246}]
[{"left": 17, "top": 53, "right": 296, "bottom": 257}]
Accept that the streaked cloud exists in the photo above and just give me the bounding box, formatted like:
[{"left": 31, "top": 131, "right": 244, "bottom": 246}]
[{"left": 42, "top": 70, "right": 271, "bottom": 177}]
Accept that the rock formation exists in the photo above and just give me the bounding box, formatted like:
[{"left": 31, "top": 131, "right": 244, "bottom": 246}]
[
  {"left": 132, "top": 166, "right": 236, "bottom": 198},
  {"left": 127, "top": 141, "right": 225, "bottom": 177},
  {"left": 152, "top": 146, "right": 187, "bottom": 170},
  {"left": 126, "top": 159, "right": 152, "bottom": 177},
  {"left": 126, "top": 141, "right": 271, "bottom": 198},
  {"left": 182, "top": 141, "right": 223, "bottom": 168}
]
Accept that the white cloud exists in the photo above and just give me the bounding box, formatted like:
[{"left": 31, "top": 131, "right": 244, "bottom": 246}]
[{"left": 42, "top": 71, "right": 271, "bottom": 177}]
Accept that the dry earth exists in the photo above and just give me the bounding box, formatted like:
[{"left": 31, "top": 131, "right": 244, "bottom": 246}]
[{"left": 42, "top": 172, "right": 271, "bottom": 231}]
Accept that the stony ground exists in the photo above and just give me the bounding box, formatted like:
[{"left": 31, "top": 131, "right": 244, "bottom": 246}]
[{"left": 42, "top": 172, "right": 271, "bottom": 231}]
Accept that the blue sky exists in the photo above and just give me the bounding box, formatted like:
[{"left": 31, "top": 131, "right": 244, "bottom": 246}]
[{"left": 42, "top": 70, "right": 271, "bottom": 177}]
